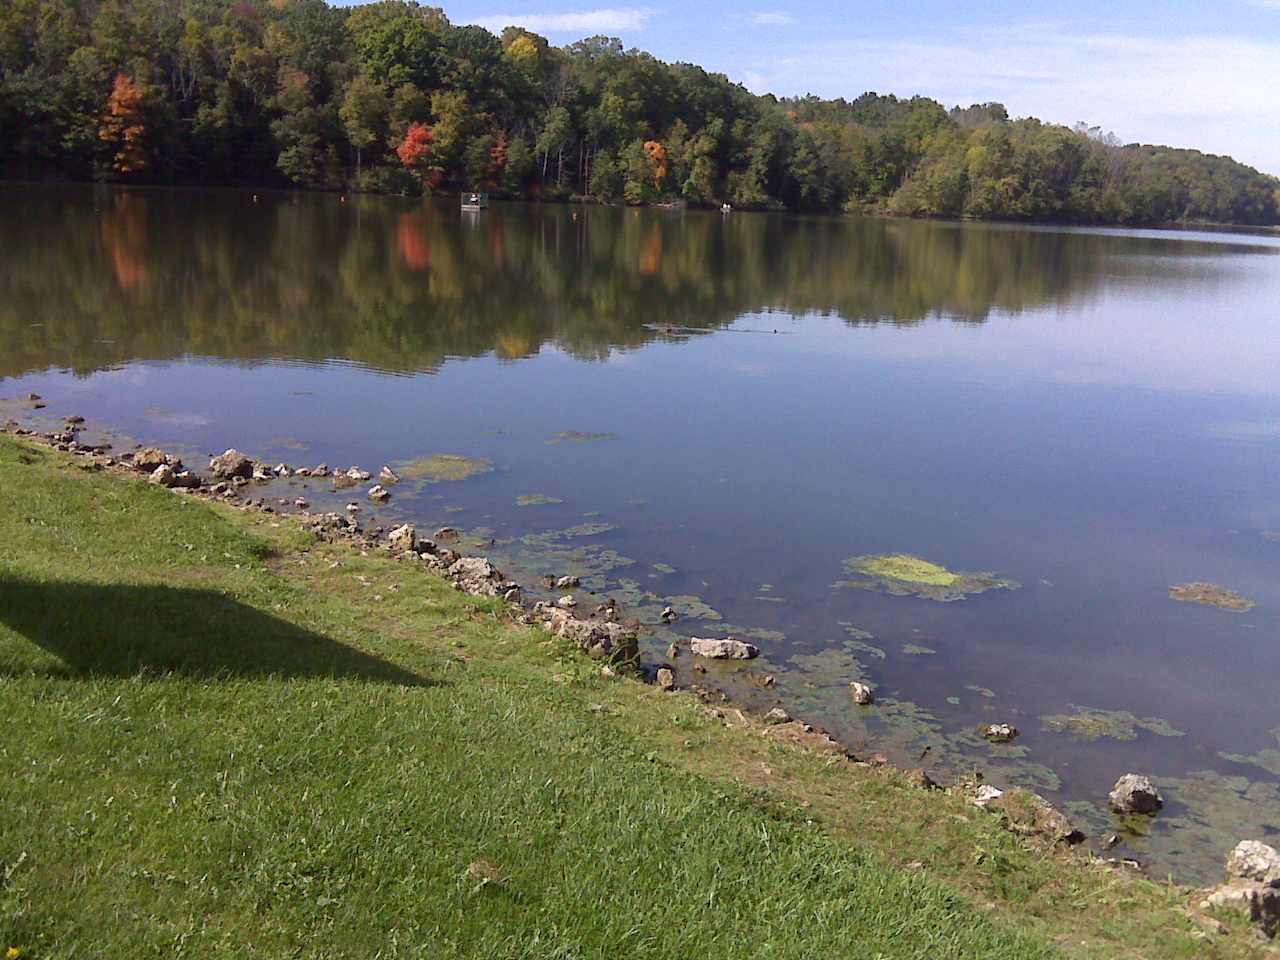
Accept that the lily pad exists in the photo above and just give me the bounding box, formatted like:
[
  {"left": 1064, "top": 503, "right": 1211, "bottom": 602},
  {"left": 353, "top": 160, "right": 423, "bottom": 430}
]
[
  {"left": 1168, "top": 582, "right": 1255, "bottom": 612},
  {"left": 394, "top": 454, "right": 494, "bottom": 483},
  {"left": 516, "top": 494, "right": 563, "bottom": 507},
  {"left": 901, "top": 644, "right": 936, "bottom": 655},
  {"left": 1040, "top": 706, "right": 1185, "bottom": 742},
  {"left": 834, "top": 553, "right": 1020, "bottom": 602}
]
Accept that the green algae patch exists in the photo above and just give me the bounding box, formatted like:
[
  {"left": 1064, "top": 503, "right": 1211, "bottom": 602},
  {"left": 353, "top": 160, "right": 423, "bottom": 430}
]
[
  {"left": 902, "top": 644, "right": 937, "bottom": 655},
  {"left": 394, "top": 454, "right": 494, "bottom": 483},
  {"left": 835, "top": 554, "right": 1019, "bottom": 602},
  {"left": 1040, "top": 706, "right": 1185, "bottom": 743},
  {"left": 652, "top": 563, "right": 677, "bottom": 574},
  {"left": 1220, "top": 728, "right": 1280, "bottom": 777},
  {"left": 547, "top": 431, "right": 615, "bottom": 445},
  {"left": 662, "top": 595, "right": 723, "bottom": 622},
  {"left": 516, "top": 494, "right": 563, "bottom": 507},
  {"left": 1168, "top": 581, "right": 1255, "bottom": 612}
]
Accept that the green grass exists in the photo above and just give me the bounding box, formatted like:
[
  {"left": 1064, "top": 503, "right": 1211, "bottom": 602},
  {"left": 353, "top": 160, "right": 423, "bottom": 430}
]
[{"left": 0, "top": 436, "right": 1264, "bottom": 958}]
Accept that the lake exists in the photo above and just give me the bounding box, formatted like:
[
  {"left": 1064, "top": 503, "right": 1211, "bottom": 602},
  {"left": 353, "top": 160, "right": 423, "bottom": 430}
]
[{"left": 4, "top": 185, "right": 1280, "bottom": 883}]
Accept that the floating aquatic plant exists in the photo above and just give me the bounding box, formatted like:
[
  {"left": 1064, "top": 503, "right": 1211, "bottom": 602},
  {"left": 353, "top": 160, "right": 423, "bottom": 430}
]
[
  {"left": 393, "top": 454, "right": 494, "bottom": 483},
  {"left": 516, "top": 494, "right": 562, "bottom": 507},
  {"left": 1040, "top": 706, "right": 1185, "bottom": 743},
  {"left": 901, "top": 644, "right": 936, "bottom": 655},
  {"left": 834, "top": 553, "right": 1019, "bottom": 602},
  {"left": 546, "top": 431, "right": 615, "bottom": 445},
  {"left": 1168, "top": 581, "right": 1255, "bottom": 612}
]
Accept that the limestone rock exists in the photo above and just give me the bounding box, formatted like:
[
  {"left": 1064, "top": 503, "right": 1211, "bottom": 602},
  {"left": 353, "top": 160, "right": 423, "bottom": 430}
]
[
  {"left": 972, "top": 785, "right": 1004, "bottom": 809},
  {"left": 764, "top": 707, "right": 791, "bottom": 725},
  {"left": 555, "top": 575, "right": 580, "bottom": 589},
  {"left": 906, "top": 768, "right": 937, "bottom": 790},
  {"left": 1227, "top": 841, "right": 1280, "bottom": 887},
  {"left": 209, "top": 448, "right": 254, "bottom": 479},
  {"left": 387, "top": 524, "right": 417, "bottom": 553},
  {"left": 1201, "top": 881, "right": 1280, "bottom": 938},
  {"left": 149, "top": 464, "right": 176, "bottom": 487},
  {"left": 850, "top": 682, "right": 875, "bottom": 705},
  {"left": 1109, "top": 774, "right": 1163, "bottom": 814},
  {"left": 448, "top": 557, "right": 505, "bottom": 597},
  {"left": 134, "top": 447, "right": 171, "bottom": 472},
  {"left": 983, "top": 723, "right": 1019, "bottom": 743},
  {"left": 379, "top": 465, "right": 401, "bottom": 484},
  {"left": 989, "top": 788, "right": 1083, "bottom": 844},
  {"left": 367, "top": 484, "right": 391, "bottom": 502},
  {"left": 689, "top": 636, "right": 760, "bottom": 660},
  {"left": 657, "top": 667, "right": 676, "bottom": 691},
  {"left": 346, "top": 466, "right": 371, "bottom": 482},
  {"left": 536, "top": 605, "right": 638, "bottom": 663}
]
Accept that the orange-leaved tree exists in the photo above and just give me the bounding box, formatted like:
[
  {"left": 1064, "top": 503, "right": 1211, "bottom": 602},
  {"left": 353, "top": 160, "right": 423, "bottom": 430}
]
[
  {"left": 99, "top": 74, "right": 149, "bottom": 174},
  {"left": 644, "top": 140, "right": 668, "bottom": 189},
  {"left": 397, "top": 122, "right": 438, "bottom": 187}
]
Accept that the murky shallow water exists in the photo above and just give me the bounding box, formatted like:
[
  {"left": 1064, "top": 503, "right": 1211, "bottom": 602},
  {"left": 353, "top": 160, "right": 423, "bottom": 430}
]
[{"left": 5, "top": 185, "right": 1280, "bottom": 883}]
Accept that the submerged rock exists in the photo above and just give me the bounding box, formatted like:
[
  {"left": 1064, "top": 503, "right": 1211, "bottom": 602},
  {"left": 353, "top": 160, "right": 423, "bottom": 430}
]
[
  {"left": 346, "top": 466, "right": 371, "bottom": 482},
  {"left": 367, "top": 484, "right": 391, "bottom": 502},
  {"left": 1109, "top": 774, "right": 1164, "bottom": 814},
  {"left": 850, "top": 682, "right": 875, "bottom": 706},
  {"left": 660, "top": 606, "right": 678, "bottom": 624},
  {"left": 689, "top": 636, "right": 759, "bottom": 660},
  {"left": 555, "top": 575, "right": 581, "bottom": 589},
  {"left": 209, "top": 448, "right": 254, "bottom": 479},
  {"left": 656, "top": 667, "right": 676, "bottom": 691},
  {"left": 379, "top": 465, "right": 401, "bottom": 484},
  {"left": 983, "top": 723, "right": 1019, "bottom": 743}
]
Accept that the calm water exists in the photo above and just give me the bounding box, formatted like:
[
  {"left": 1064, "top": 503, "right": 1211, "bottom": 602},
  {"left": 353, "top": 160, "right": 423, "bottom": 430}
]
[{"left": 5, "top": 185, "right": 1280, "bottom": 882}]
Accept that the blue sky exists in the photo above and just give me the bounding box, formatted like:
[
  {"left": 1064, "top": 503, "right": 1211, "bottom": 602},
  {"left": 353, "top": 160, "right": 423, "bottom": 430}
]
[{"left": 336, "top": 2, "right": 1280, "bottom": 174}]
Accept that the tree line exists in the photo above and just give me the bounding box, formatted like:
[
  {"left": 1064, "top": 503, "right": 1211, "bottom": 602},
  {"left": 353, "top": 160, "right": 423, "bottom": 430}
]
[{"left": 3, "top": 0, "right": 1278, "bottom": 225}]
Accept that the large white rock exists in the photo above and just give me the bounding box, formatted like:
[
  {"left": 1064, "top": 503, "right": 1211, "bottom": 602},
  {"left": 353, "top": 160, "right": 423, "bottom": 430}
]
[
  {"left": 1227, "top": 841, "right": 1280, "bottom": 887},
  {"left": 1109, "top": 774, "right": 1163, "bottom": 814},
  {"left": 689, "top": 636, "right": 759, "bottom": 660}
]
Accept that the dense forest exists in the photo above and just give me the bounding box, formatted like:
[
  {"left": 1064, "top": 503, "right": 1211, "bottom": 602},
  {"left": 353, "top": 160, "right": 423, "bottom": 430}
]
[{"left": 3, "top": 0, "right": 1278, "bottom": 225}]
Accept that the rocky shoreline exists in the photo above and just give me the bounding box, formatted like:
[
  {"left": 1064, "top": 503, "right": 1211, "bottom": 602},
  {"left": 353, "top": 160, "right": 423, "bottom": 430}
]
[{"left": 5, "top": 408, "right": 1277, "bottom": 940}]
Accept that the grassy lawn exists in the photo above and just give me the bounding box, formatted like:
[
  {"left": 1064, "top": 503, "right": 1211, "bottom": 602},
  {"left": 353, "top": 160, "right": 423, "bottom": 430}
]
[{"left": 0, "top": 435, "right": 1263, "bottom": 958}]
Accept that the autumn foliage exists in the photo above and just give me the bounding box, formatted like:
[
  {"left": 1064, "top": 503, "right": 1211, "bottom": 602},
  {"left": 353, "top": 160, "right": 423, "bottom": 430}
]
[
  {"left": 397, "top": 122, "right": 437, "bottom": 184},
  {"left": 643, "top": 140, "right": 668, "bottom": 188},
  {"left": 99, "top": 74, "right": 148, "bottom": 174}
]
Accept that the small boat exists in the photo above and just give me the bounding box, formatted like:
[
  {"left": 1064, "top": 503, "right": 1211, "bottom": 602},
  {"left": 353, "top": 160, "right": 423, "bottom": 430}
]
[{"left": 461, "top": 191, "right": 488, "bottom": 211}]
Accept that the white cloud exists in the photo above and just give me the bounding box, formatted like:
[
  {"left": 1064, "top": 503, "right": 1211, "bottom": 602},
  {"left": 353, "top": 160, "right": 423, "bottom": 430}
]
[
  {"left": 466, "top": 7, "right": 652, "bottom": 34},
  {"left": 751, "top": 11, "right": 795, "bottom": 25},
  {"left": 739, "top": 25, "right": 1280, "bottom": 173}
]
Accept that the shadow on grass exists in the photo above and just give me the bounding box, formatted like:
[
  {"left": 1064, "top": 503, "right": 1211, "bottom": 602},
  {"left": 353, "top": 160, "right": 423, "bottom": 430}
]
[{"left": 0, "top": 576, "right": 429, "bottom": 685}]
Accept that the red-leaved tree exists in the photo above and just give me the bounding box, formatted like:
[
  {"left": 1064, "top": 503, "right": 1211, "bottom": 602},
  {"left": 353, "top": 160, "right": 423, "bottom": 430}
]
[{"left": 397, "top": 122, "right": 437, "bottom": 186}]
